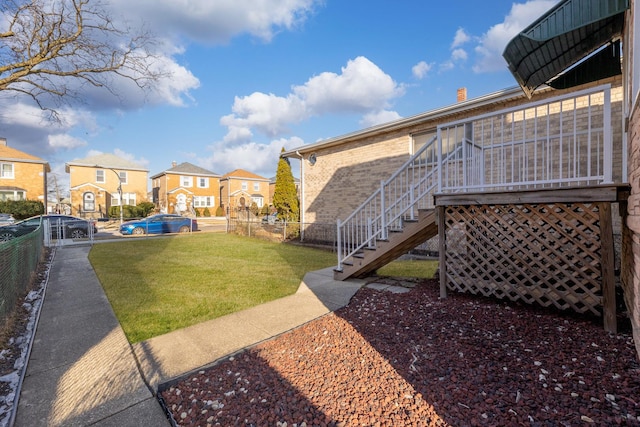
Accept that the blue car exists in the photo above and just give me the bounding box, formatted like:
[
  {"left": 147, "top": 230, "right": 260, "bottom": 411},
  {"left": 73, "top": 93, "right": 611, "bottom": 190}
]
[{"left": 119, "top": 214, "right": 198, "bottom": 235}]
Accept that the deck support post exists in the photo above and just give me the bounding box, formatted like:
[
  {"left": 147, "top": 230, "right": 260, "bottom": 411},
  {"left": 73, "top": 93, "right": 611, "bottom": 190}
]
[
  {"left": 437, "top": 205, "right": 447, "bottom": 299},
  {"left": 599, "top": 202, "right": 617, "bottom": 333}
]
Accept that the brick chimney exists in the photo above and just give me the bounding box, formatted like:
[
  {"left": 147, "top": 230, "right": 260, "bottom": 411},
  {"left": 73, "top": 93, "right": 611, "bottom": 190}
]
[
  {"left": 171, "top": 161, "right": 177, "bottom": 168},
  {"left": 457, "top": 87, "right": 467, "bottom": 102}
]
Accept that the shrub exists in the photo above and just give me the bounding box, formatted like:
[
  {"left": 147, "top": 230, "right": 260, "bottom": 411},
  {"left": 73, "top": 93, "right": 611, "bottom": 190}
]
[
  {"left": 194, "top": 208, "right": 201, "bottom": 217},
  {"left": 137, "top": 201, "right": 156, "bottom": 217},
  {"left": 109, "top": 204, "right": 139, "bottom": 219},
  {"left": 249, "top": 202, "right": 259, "bottom": 216},
  {"left": 203, "top": 207, "right": 211, "bottom": 217},
  {"left": 0, "top": 200, "right": 44, "bottom": 219},
  {"left": 215, "top": 206, "right": 225, "bottom": 217}
]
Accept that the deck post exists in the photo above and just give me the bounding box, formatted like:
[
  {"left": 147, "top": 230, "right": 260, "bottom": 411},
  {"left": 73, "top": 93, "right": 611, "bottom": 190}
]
[
  {"left": 380, "top": 180, "right": 387, "bottom": 240},
  {"left": 336, "top": 219, "right": 343, "bottom": 271},
  {"left": 437, "top": 205, "right": 447, "bottom": 299},
  {"left": 603, "top": 87, "right": 613, "bottom": 184},
  {"left": 437, "top": 128, "right": 443, "bottom": 193},
  {"left": 599, "top": 202, "right": 616, "bottom": 333}
]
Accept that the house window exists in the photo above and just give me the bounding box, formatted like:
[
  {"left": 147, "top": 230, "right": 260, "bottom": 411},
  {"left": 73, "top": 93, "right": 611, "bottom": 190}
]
[
  {"left": 241, "top": 181, "right": 248, "bottom": 191},
  {"left": 0, "top": 163, "right": 14, "bottom": 179},
  {"left": 411, "top": 131, "right": 437, "bottom": 155},
  {"left": 0, "top": 190, "right": 25, "bottom": 200},
  {"left": 83, "top": 192, "right": 95, "bottom": 212},
  {"left": 197, "top": 177, "right": 209, "bottom": 188},
  {"left": 181, "top": 176, "right": 193, "bottom": 187},
  {"left": 193, "top": 196, "right": 214, "bottom": 207},
  {"left": 251, "top": 196, "right": 264, "bottom": 208},
  {"left": 118, "top": 171, "right": 128, "bottom": 185},
  {"left": 96, "top": 169, "right": 105, "bottom": 183},
  {"left": 111, "top": 192, "right": 136, "bottom": 206},
  {"left": 411, "top": 130, "right": 442, "bottom": 165},
  {"left": 253, "top": 182, "right": 260, "bottom": 191}
]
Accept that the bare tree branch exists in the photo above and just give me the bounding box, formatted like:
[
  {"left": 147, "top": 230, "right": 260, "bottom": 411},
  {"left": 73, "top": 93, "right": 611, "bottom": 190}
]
[{"left": 0, "top": 0, "right": 167, "bottom": 117}]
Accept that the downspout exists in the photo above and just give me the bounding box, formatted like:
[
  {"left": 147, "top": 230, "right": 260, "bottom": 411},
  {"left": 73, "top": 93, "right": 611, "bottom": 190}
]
[{"left": 294, "top": 151, "right": 305, "bottom": 241}]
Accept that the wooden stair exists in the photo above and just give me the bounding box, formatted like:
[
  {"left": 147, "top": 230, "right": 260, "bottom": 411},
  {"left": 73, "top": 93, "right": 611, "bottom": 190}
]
[{"left": 334, "top": 209, "right": 438, "bottom": 281}]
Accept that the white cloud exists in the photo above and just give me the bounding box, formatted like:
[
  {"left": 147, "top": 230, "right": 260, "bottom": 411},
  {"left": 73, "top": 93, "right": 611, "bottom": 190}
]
[
  {"left": 439, "top": 61, "right": 455, "bottom": 73},
  {"left": 473, "top": 0, "right": 558, "bottom": 73},
  {"left": 412, "top": 61, "right": 433, "bottom": 80},
  {"left": 220, "top": 92, "right": 307, "bottom": 140},
  {"left": 451, "top": 28, "right": 470, "bottom": 49},
  {"left": 109, "top": 0, "right": 321, "bottom": 44},
  {"left": 48, "top": 135, "right": 88, "bottom": 150},
  {"left": 147, "top": 58, "right": 201, "bottom": 107},
  {"left": 296, "top": 56, "right": 404, "bottom": 113},
  {"left": 113, "top": 148, "right": 150, "bottom": 168},
  {"left": 221, "top": 56, "right": 404, "bottom": 143},
  {"left": 360, "top": 110, "right": 402, "bottom": 128},
  {"left": 451, "top": 48, "right": 468, "bottom": 62},
  {"left": 202, "top": 137, "right": 304, "bottom": 177}
]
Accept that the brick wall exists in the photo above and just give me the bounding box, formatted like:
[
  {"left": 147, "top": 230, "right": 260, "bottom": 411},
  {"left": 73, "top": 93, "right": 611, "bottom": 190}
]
[
  {"left": 1, "top": 162, "right": 47, "bottom": 203},
  {"left": 623, "top": 99, "right": 640, "bottom": 359}
]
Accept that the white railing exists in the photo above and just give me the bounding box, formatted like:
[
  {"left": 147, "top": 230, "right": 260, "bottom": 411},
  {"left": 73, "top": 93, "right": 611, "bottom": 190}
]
[
  {"left": 336, "top": 84, "right": 617, "bottom": 271},
  {"left": 437, "top": 84, "right": 613, "bottom": 193},
  {"left": 336, "top": 136, "right": 439, "bottom": 271}
]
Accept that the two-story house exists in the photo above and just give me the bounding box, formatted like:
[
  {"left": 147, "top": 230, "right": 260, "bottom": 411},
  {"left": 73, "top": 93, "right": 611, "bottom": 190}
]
[
  {"left": 150, "top": 162, "right": 221, "bottom": 215},
  {"left": 65, "top": 153, "right": 148, "bottom": 219},
  {"left": 0, "top": 138, "right": 50, "bottom": 211},
  {"left": 220, "top": 169, "right": 270, "bottom": 214}
]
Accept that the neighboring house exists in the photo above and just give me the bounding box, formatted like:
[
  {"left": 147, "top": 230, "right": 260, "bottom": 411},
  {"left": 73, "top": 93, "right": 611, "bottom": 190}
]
[
  {"left": 268, "top": 175, "right": 300, "bottom": 205},
  {"left": 150, "top": 162, "right": 221, "bottom": 215},
  {"left": 220, "top": 169, "right": 270, "bottom": 214},
  {"left": 0, "top": 138, "right": 50, "bottom": 211},
  {"left": 283, "top": 1, "right": 638, "bottom": 352},
  {"left": 65, "top": 154, "right": 149, "bottom": 219}
]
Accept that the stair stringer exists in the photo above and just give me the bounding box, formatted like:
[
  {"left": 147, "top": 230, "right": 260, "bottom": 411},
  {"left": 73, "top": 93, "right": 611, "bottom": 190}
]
[{"left": 334, "top": 209, "right": 437, "bottom": 281}]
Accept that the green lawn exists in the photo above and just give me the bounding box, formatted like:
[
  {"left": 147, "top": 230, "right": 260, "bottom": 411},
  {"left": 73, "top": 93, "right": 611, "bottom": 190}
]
[
  {"left": 89, "top": 233, "right": 439, "bottom": 343},
  {"left": 376, "top": 258, "right": 438, "bottom": 279},
  {"left": 89, "top": 233, "right": 337, "bottom": 343}
]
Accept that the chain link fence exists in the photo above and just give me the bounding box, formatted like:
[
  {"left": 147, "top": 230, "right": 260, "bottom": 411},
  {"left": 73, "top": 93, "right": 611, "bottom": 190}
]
[
  {"left": 227, "top": 216, "right": 336, "bottom": 249},
  {"left": 227, "top": 216, "right": 442, "bottom": 258},
  {"left": 0, "top": 227, "right": 45, "bottom": 323}
]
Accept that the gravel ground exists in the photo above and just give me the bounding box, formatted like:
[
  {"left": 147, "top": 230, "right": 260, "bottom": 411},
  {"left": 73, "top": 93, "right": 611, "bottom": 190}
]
[
  {"left": 0, "top": 249, "right": 50, "bottom": 427},
  {"left": 161, "top": 278, "right": 640, "bottom": 427}
]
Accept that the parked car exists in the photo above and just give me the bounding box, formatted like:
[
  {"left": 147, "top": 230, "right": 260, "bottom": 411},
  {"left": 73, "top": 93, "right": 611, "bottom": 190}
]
[
  {"left": 0, "top": 213, "right": 15, "bottom": 226},
  {"left": 261, "top": 213, "right": 280, "bottom": 224},
  {"left": 0, "top": 215, "right": 97, "bottom": 242},
  {"left": 119, "top": 214, "right": 198, "bottom": 235}
]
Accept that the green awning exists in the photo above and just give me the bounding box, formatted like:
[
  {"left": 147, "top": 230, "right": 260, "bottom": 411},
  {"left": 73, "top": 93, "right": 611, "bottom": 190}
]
[{"left": 503, "top": 0, "right": 629, "bottom": 98}]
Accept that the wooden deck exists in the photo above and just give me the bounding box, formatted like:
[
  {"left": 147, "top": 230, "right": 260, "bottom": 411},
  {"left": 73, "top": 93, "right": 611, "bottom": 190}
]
[{"left": 435, "top": 184, "right": 629, "bottom": 333}]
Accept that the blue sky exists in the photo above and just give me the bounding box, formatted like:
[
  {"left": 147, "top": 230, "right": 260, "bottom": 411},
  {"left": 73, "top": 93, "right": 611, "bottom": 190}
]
[{"left": 0, "top": 0, "right": 558, "bottom": 186}]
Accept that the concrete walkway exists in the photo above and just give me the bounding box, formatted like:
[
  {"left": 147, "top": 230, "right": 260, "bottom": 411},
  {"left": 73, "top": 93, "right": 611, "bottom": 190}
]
[
  {"left": 15, "top": 245, "right": 168, "bottom": 427},
  {"left": 133, "top": 267, "right": 366, "bottom": 391},
  {"left": 15, "top": 244, "right": 372, "bottom": 425}
]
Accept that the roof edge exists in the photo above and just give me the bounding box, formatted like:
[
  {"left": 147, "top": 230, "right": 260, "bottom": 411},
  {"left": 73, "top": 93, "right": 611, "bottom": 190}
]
[{"left": 281, "top": 85, "right": 526, "bottom": 156}]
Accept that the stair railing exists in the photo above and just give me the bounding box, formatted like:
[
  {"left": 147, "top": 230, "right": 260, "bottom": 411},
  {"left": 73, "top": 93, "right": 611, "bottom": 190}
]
[{"left": 337, "top": 136, "right": 445, "bottom": 271}]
